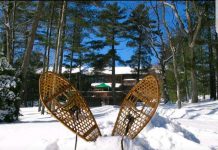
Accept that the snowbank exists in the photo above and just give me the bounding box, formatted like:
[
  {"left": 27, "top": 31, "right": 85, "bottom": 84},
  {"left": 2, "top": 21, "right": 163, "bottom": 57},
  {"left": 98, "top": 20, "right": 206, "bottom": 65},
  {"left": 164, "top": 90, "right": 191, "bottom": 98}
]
[{"left": 0, "top": 100, "right": 218, "bottom": 150}]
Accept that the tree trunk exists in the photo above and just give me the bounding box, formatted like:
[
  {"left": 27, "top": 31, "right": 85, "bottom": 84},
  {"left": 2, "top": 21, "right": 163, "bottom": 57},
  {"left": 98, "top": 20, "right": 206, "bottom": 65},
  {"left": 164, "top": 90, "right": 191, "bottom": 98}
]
[
  {"left": 163, "top": 1, "right": 203, "bottom": 103},
  {"left": 52, "top": 1, "right": 66, "bottom": 111},
  {"left": 112, "top": 50, "right": 116, "bottom": 105},
  {"left": 161, "top": 61, "right": 170, "bottom": 103},
  {"left": 58, "top": 10, "right": 66, "bottom": 74},
  {"left": 21, "top": 1, "right": 44, "bottom": 107},
  {"left": 190, "top": 47, "right": 198, "bottom": 103},
  {"left": 215, "top": 33, "right": 218, "bottom": 99},
  {"left": 2, "top": 31, "right": 7, "bottom": 56},
  {"left": 54, "top": 1, "right": 66, "bottom": 73},
  {"left": 3, "top": 1, "right": 12, "bottom": 64},
  {"left": 46, "top": 2, "right": 55, "bottom": 71},
  {"left": 11, "top": 1, "right": 16, "bottom": 64},
  {"left": 172, "top": 50, "right": 181, "bottom": 108},
  {"left": 42, "top": 15, "right": 50, "bottom": 74},
  {"left": 69, "top": 50, "right": 74, "bottom": 81},
  {"left": 77, "top": 51, "right": 82, "bottom": 90},
  {"left": 151, "top": 3, "right": 170, "bottom": 103},
  {"left": 23, "top": 79, "right": 28, "bottom": 107},
  {"left": 182, "top": 47, "right": 189, "bottom": 101},
  {"left": 22, "top": 25, "right": 29, "bottom": 107},
  {"left": 39, "top": 2, "right": 54, "bottom": 114},
  {"left": 162, "top": 5, "right": 181, "bottom": 107},
  {"left": 137, "top": 43, "right": 141, "bottom": 83},
  {"left": 208, "top": 27, "right": 216, "bottom": 100},
  {"left": 40, "top": 2, "right": 55, "bottom": 113},
  {"left": 21, "top": 1, "right": 44, "bottom": 76},
  {"left": 112, "top": 32, "right": 116, "bottom": 104}
]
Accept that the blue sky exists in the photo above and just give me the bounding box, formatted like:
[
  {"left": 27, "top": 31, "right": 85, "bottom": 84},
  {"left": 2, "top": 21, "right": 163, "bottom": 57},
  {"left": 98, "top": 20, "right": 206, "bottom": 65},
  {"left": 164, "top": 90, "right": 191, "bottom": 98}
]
[
  {"left": 34, "top": 1, "right": 186, "bottom": 67},
  {"left": 92, "top": 1, "right": 156, "bottom": 65},
  {"left": 101, "top": 1, "right": 186, "bottom": 65}
]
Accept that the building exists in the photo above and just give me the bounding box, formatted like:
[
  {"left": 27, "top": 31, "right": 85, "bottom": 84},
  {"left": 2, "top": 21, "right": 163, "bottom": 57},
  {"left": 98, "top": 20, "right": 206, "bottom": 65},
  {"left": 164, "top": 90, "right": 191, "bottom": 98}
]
[{"left": 36, "top": 66, "right": 160, "bottom": 106}]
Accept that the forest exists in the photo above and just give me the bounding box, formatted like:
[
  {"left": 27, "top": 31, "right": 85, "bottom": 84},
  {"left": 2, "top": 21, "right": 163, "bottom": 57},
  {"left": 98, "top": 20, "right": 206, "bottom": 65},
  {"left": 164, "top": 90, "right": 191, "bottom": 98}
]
[{"left": 0, "top": 1, "right": 217, "bottom": 122}]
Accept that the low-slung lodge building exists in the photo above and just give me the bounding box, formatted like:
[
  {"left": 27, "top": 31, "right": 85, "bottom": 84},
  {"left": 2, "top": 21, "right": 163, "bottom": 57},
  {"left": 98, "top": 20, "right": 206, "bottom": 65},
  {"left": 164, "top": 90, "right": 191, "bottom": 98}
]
[{"left": 36, "top": 66, "right": 160, "bottom": 106}]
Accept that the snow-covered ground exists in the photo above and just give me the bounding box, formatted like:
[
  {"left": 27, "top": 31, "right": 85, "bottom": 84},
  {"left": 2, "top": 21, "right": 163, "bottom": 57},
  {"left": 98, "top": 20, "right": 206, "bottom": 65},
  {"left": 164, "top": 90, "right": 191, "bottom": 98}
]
[{"left": 0, "top": 100, "right": 218, "bottom": 150}]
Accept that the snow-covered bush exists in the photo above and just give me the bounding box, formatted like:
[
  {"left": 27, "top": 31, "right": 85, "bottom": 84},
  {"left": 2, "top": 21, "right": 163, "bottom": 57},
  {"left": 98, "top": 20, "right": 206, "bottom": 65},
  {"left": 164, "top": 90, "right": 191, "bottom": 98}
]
[{"left": 0, "top": 54, "right": 20, "bottom": 122}]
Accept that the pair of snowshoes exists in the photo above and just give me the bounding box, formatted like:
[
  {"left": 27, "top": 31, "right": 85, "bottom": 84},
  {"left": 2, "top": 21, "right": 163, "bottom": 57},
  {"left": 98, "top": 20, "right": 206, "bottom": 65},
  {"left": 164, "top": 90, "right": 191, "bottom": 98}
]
[{"left": 39, "top": 72, "right": 160, "bottom": 141}]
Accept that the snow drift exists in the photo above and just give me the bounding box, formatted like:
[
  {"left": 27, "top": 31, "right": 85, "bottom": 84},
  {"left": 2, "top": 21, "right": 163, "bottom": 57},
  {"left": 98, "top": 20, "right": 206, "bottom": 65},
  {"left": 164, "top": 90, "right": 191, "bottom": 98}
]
[{"left": 0, "top": 100, "right": 218, "bottom": 150}]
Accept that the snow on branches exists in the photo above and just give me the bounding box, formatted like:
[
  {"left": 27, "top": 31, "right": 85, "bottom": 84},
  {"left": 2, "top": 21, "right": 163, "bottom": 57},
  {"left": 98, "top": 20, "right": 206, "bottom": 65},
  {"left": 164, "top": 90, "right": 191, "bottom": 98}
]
[{"left": 0, "top": 56, "right": 20, "bottom": 122}]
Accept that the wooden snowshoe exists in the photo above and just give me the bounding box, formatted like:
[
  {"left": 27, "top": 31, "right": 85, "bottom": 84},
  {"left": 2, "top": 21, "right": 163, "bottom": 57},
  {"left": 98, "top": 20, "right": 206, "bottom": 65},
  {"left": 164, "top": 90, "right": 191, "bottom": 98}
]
[
  {"left": 39, "top": 72, "right": 101, "bottom": 141},
  {"left": 112, "top": 74, "right": 160, "bottom": 139}
]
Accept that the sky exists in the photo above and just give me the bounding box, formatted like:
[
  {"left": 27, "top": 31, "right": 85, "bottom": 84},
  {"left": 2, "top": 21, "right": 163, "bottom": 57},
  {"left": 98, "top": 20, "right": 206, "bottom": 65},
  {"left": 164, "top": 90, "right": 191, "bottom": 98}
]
[
  {"left": 34, "top": 1, "right": 186, "bottom": 67},
  {"left": 105, "top": 1, "right": 154, "bottom": 64},
  {"left": 100, "top": 1, "right": 186, "bottom": 65}
]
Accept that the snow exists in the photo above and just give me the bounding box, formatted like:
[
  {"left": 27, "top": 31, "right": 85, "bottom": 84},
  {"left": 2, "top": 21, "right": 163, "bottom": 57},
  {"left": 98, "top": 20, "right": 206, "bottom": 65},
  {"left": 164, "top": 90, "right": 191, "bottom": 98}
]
[
  {"left": 0, "top": 100, "right": 218, "bottom": 150},
  {"left": 101, "top": 66, "right": 134, "bottom": 75},
  {"left": 0, "top": 57, "right": 14, "bottom": 72},
  {"left": 0, "top": 56, "right": 20, "bottom": 122},
  {"left": 123, "top": 79, "right": 137, "bottom": 81},
  {"left": 36, "top": 66, "right": 136, "bottom": 75}
]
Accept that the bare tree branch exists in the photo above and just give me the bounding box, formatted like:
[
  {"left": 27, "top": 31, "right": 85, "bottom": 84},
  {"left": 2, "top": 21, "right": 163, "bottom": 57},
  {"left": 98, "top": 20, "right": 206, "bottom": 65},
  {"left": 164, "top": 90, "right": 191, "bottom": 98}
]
[
  {"left": 186, "top": 1, "right": 192, "bottom": 33},
  {"left": 163, "top": 55, "right": 173, "bottom": 64},
  {"left": 150, "top": 45, "right": 161, "bottom": 60},
  {"left": 190, "top": 14, "right": 202, "bottom": 48},
  {"left": 149, "top": 1, "right": 165, "bottom": 61},
  {"left": 189, "top": 1, "right": 204, "bottom": 48},
  {"left": 192, "top": 1, "right": 200, "bottom": 16},
  {"left": 162, "top": 5, "right": 170, "bottom": 36},
  {"left": 163, "top": 1, "right": 187, "bottom": 35}
]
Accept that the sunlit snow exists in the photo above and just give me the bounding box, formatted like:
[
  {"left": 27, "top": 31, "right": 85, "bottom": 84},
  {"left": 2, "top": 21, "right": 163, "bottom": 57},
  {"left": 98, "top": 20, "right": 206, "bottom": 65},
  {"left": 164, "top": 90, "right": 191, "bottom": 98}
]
[{"left": 0, "top": 100, "right": 218, "bottom": 150}]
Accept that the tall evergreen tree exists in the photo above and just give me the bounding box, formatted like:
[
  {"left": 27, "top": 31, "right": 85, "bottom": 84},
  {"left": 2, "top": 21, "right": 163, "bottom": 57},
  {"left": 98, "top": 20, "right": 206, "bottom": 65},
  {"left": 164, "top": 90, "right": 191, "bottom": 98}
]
[
  {"left": 21, "top": 1, "right": 44, "bottom": 106},
  {"left": 63, "top": 2, "right": 98, "bottom": 89},
  {"left": 124, "top": 4, "right": 153, "bottom": 82},
  {"left": 96, "top": 2, "right": 126, "bottom": 104},
  {"left": 205, "top": 2, "right": 216, "bottom": 100},
  {"left": 53, "top": 1, "right": 66, "bottom": 73}
]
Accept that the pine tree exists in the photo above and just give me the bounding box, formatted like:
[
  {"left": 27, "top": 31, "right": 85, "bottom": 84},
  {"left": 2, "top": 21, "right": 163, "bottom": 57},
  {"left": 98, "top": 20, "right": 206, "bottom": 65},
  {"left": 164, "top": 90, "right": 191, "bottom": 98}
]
[
  {"left": 21, "top": 1, "right": 44, "bottom": 107},
  {"left": 205, "top": 2, "right": 216, "bottom": 100},
  {"left": 96, "top": 2, "right": 126, "bottom": 104},
  {"left": 0, "top": 49, "right": 20, "bottom": 122},
  {"left": 195, "top": 46, "right": 210, "bottom": 98},
  {"left": 64, "top": 2, "right": 100, "bottom": 89},
  {"left": 124, "top": 4, "right": 153, "bottom": 82},
  {"left": 86, "top": 40, "right": 109, "bottom": 74}
]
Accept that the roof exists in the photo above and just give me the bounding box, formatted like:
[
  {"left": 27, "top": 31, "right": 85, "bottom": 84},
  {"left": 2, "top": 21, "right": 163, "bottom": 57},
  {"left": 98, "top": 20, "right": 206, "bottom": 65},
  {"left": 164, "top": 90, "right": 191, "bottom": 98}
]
[
  {"left": 36, "top": 66, "right": 136, "bottom": 75},
  {"left": 91, "top": 83, "right": 121, "bottom": 88},
  {"left": 36, "top": 65, "right": 161, "bottom": 75},
  {"left": 101, "top": 66, "right": 134, "bottom": 75},
  {"left": 95, "top": 83, "right": 111, "bottom": 88}
]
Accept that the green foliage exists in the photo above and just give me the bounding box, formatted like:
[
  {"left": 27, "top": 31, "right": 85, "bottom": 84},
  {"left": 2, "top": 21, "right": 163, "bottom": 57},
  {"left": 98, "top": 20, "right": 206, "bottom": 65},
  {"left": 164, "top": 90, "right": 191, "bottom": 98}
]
[
  {"left": 0, "top": 53, "right": 21, "bottom": 122},
  {"left": 0, "top": 1, "right": 217, "bottom": 107},
  {"left": 88, "top": 2, "right": 126, "bottom": 72},
  {"left": 195, "top": 46, "right": 210, "bottom": 96},
  {"left": 14, "top": 51, "right": 43, "bottom": 105},
  {"left": 165, "top": 65, "right": 177, "bottom": 103},
  {"left": 124, "top": 4, "right": 154, "bottom": 74},
  {"left": 64, "top": 2, "right": 99, "bottom": 72}
]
